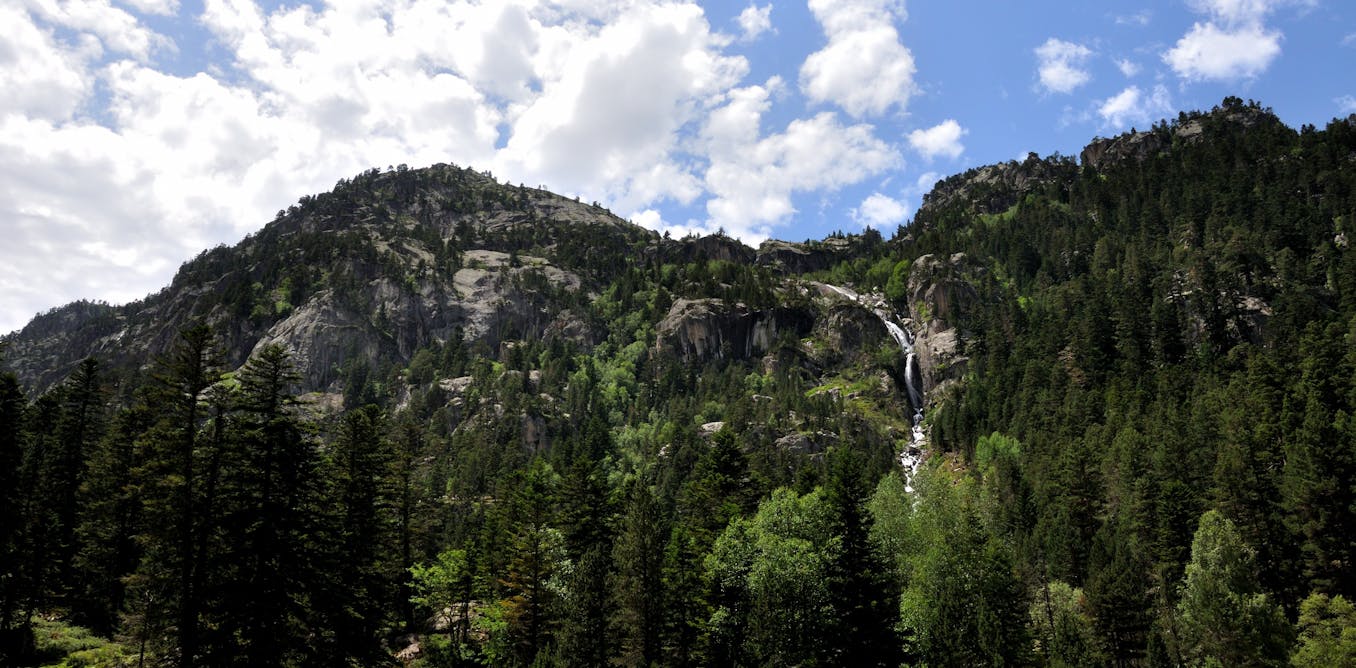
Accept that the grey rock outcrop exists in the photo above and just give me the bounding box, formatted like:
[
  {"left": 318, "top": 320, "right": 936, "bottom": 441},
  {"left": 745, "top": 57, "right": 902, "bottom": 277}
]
[
  {"left": 655, "top": 298, "right": 813, "bottom": 363},
  {"left": 918, "top": 154, "right": 1077, "bottom": 218},
  {"left": 906, "top": 253, "right": 979, "bottom": 394},
  {"left": 755, "top": 239, "right": 844, "bottom": 274}
]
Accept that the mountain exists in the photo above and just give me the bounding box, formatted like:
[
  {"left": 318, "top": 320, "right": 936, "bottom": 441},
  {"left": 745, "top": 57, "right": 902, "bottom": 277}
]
[
  {"left": 2, "top": 164, "right": 651, "bottom": 394},
  {"left": 3, "top": 97, "right": 1355, "bottom": 667}
]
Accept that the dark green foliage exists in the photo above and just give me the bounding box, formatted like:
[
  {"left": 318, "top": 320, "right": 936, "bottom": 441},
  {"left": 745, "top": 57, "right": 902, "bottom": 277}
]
[{"left": 824, "top": 448, "right": 900, "bottom": 666}]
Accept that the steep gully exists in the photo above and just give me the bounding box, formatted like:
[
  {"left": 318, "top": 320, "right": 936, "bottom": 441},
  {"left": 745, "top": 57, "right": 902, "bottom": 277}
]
[{"left": 820, "top": 284, "right": 926, "bottom": 491}]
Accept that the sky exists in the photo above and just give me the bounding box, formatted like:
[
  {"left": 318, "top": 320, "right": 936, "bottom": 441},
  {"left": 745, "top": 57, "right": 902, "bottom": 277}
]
[{"left": 2, "top": 0, "right": 1354, "bottom": 334}]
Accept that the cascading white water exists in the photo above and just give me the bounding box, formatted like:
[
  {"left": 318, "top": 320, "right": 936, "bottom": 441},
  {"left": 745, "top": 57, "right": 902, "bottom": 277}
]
[{"left": 820, "top": 283, "right": 927, "bottom": 490}]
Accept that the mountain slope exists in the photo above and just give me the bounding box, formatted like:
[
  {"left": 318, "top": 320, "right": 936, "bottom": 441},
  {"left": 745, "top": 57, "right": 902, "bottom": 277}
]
[
  {"left": 3, "top": 98, "right": 1356, "bottom": 667},
  {"left": 3, "top": 164, "right": 654, "bottom": 394}
]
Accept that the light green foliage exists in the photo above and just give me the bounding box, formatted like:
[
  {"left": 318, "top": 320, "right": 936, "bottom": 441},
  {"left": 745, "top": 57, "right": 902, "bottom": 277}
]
[
  {"left": 409, "top": 548, "right": 469, "bottom": 613},
  {"left": 974, "top": 431, "right": 1021, "bottom": 475},
  {"left": 866, "top": 472, "right": 915, "bottom": 582},
  {"left": 706, "top": 488, "right": 837, "bottom": 666},
  {"left": 30, "top": 618, "right": 131, "bottom": 668},
  {"left": 1029, "top": 581, "right": 1100, "bottom": 667},
  {"left": 1176, "top": 510, "right": 1290, "bottom": 666},
  {"left": 884, "top": 259, "right": 912, "bottom": 305},
  {"left": 1290, "top": 593, "right": 1356, "bottom": 667},
  {"left": 896, "top": 465, "right": 1032, "bottom": 666}
]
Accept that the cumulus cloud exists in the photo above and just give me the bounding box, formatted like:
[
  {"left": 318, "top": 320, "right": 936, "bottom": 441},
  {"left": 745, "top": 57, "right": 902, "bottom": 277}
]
[
  {"left": 852, "top": 192, "right": 909, "bottom": 229},
  {"left": 800, "top": 0, "right": 915, "bottom": 118},
  {"left": 1163, "top": 22, "right": 1280, "bottom": 81},
  {"left": 0, "top": 0, "right": 912, "bottom": 332},
  {"left": 908, "top": 119, "right": 966, "bottom": 160},
  {"left": 1097, "top": 85, "right": 1173, "bottom": 128},
  {"left": 701, "top": 79, "right": 900, "bottom": 240},
  {"left": 1116, "top": 58, "right": 1140, "bottom": 77},
  {"left": 1163, "top": 0, "right": 1298, "bottom": 81},
  {"left": 737, "top": 3, "right": 772, "bottom": 41},
  {"left": 1338, "top": 95, "right": 1356, "bottom": 114},
  {"left": 1035, "top": 38, "right": 1093, "bottom": 94}
]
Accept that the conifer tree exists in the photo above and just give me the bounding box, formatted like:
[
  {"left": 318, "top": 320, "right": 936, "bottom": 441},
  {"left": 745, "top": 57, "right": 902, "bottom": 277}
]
[
  {"left": 125, "top": 324, "right": 222, "bottom": 666},
  {"left": 1176, "top": 510, "right": 1290, "bottom": 666},
  {"left": 824, "top": 447, "right": 900, "bottom": 667},
  {"left": 613, "top": 483, "right": 666, "bottom": 667},
  {"left": 0, "top": 372, "right": 31, "bottom": 661},
  {"left": 216, "top": 343, "right": 319, "bottom": 666}
]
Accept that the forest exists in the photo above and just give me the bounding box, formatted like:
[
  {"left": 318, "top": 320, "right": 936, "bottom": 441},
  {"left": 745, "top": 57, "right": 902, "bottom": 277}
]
[{"left": 1, "top": 98, "right": 1354, "bottom": 666}]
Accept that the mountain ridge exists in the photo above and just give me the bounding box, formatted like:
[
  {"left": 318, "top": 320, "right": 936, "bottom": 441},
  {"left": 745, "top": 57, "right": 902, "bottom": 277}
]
[{"left": 3, "top": 98, "right": 1315, "bottom": 397}]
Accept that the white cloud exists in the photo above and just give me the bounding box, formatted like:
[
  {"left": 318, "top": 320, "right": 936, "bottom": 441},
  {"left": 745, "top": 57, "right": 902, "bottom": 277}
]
[
  {"left": 120, "top": 0, "right": 178, "bottom": 15},
  {"left": 1097, "top": 84, "right": 1173, "bottom": 128},
  {"left": 908, "top": 119, "right": 966, "bottom": 160},
  {"left": 800, "top": 0, "right": 915, "bottom": 118},
  {"left": 0, "top": 5, "right": 96, "bottom": 120},
  {"left": 853, "top": 192, "right": 909, "bottom": 228},
  {"left": 1116, "top": 58, "right": 1141, "bottom": 77},
  {"left": 1163, "top": 0, "right": 1301, "bottom": 82},
  {"left": 1163, "top": 21, "right": 1280, "bottom": 81},
  {"left": 22, "top": 0, "right": 170, "bottom": 60},
  {"left": 1035, "top": 38, "right": 1093, "bottom": 94},
  {"left": 1116, "top": 11, "right": 1151, "bottom": 26},
  {"left": 1343, "top": 32, "right": 1356, "bottom": 47},
  {"left": 0, "top": 0, "right": 916, "bottom": 333},
  {"left": 701, "top": 80, "right": 900, "bottom": 240},
  {"left": 737, "top": 3, "right": 772, "bottom": 41},
  {"left": 1338, "top": 95, "right": 1356, "bottom": 114}
]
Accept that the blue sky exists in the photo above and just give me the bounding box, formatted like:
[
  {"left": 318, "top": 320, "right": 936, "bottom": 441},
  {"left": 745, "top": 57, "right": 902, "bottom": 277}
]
[{"left": 2, "top": 0, "right": 1354, "bottom": 334}]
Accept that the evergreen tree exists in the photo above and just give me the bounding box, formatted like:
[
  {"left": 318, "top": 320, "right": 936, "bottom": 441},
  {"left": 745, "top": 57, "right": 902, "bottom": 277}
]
[
  {"left": 71, "top": 404, "right": 152, "bottom": 633},
  {"left": 824, "top": 447, "right": 900, "bottom": 666},
  {"left": 50, "top": 358, "right": 106, "bottom": 599},
  {"left": 0, "top": 372, "right": 31, "bottom": 661},
  {"left": 613, "top": 483, "right": 666, "bottom": 667},
  {"left": 500, "top": 460, "right": 562, "bottom": 664},
  {"left": 316, "top": 404, "right": 395, "bottom": 666},
  {"left": 125, "top": 325, "right": 222, "bottom": 666},
  {"left": 1290, "top": 592, "right": 1356, "bottom": 667},
  {"left": 1176, "top": 510, "right": 1290, "bottom": 666},
  {"left": 215, "top": 343, "right": 320, "bottom": 667}
]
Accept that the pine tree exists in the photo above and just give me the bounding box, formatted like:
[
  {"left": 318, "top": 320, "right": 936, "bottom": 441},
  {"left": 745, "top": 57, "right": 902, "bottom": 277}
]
[
  {"left": 316, "top": 404, "right": 394, "bottom": 665},
  {"left": 613, "top": 483, "right": 666, "bottom": 667},
  {"left": 125, "top": 325, "right": 222, "bottom": 666},
  {"left": 824, "top": 448, "right": 900, "bottom": 667},
  {"left": 1176, "top": 510, "right": 1290, "bottom": 666},
  {"left": 50, "top": 358, "right": 106, "bottom": 599},
  {"left": 71, "top": 404, "right": 153, "bottom": 633},
  {"left": 216, "top": 343, "right": 319, "bottom": 666},
  {"left": 1084, "top": 547, "right": 1152, "bottom": 667},
  {"left": 0, "top": 372, "right": 31, "bottom": 661},
  {"left": 500, "top": 459, "right": 562, "bottom": 664}
]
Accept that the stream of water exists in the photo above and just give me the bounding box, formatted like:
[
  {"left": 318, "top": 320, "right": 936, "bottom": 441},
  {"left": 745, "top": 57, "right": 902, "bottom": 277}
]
[{"left": 821, "top": 283, "right": 926, "bottom": 490}]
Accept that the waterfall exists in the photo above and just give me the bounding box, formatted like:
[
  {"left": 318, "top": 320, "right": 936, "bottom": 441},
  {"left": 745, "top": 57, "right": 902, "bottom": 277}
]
[{"left": 820, "top": 282, "right": 927, "bottom": 490}]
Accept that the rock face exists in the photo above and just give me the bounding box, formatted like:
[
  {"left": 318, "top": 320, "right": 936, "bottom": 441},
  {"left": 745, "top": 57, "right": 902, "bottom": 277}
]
[
  {"left": 810, "top": 304, "right": 889, "bottom": 367},
  {"left": 1080, "top": 99, "right": 1281, "bottom": 171},
  {"left": 1080, "top": 131, "right": 1167, "bottom": 171},
  {"left": 755, "top": 239, "right": 845, "bottom": 274},
  {"left": 906, "top": 253, "right": 979, "bottom": 394},
  {"left": 656, "top": 234, "right": 755, "bottom": 265},
  {"left": 655, "top": 298, "right": 813, "bottom": 363}
]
